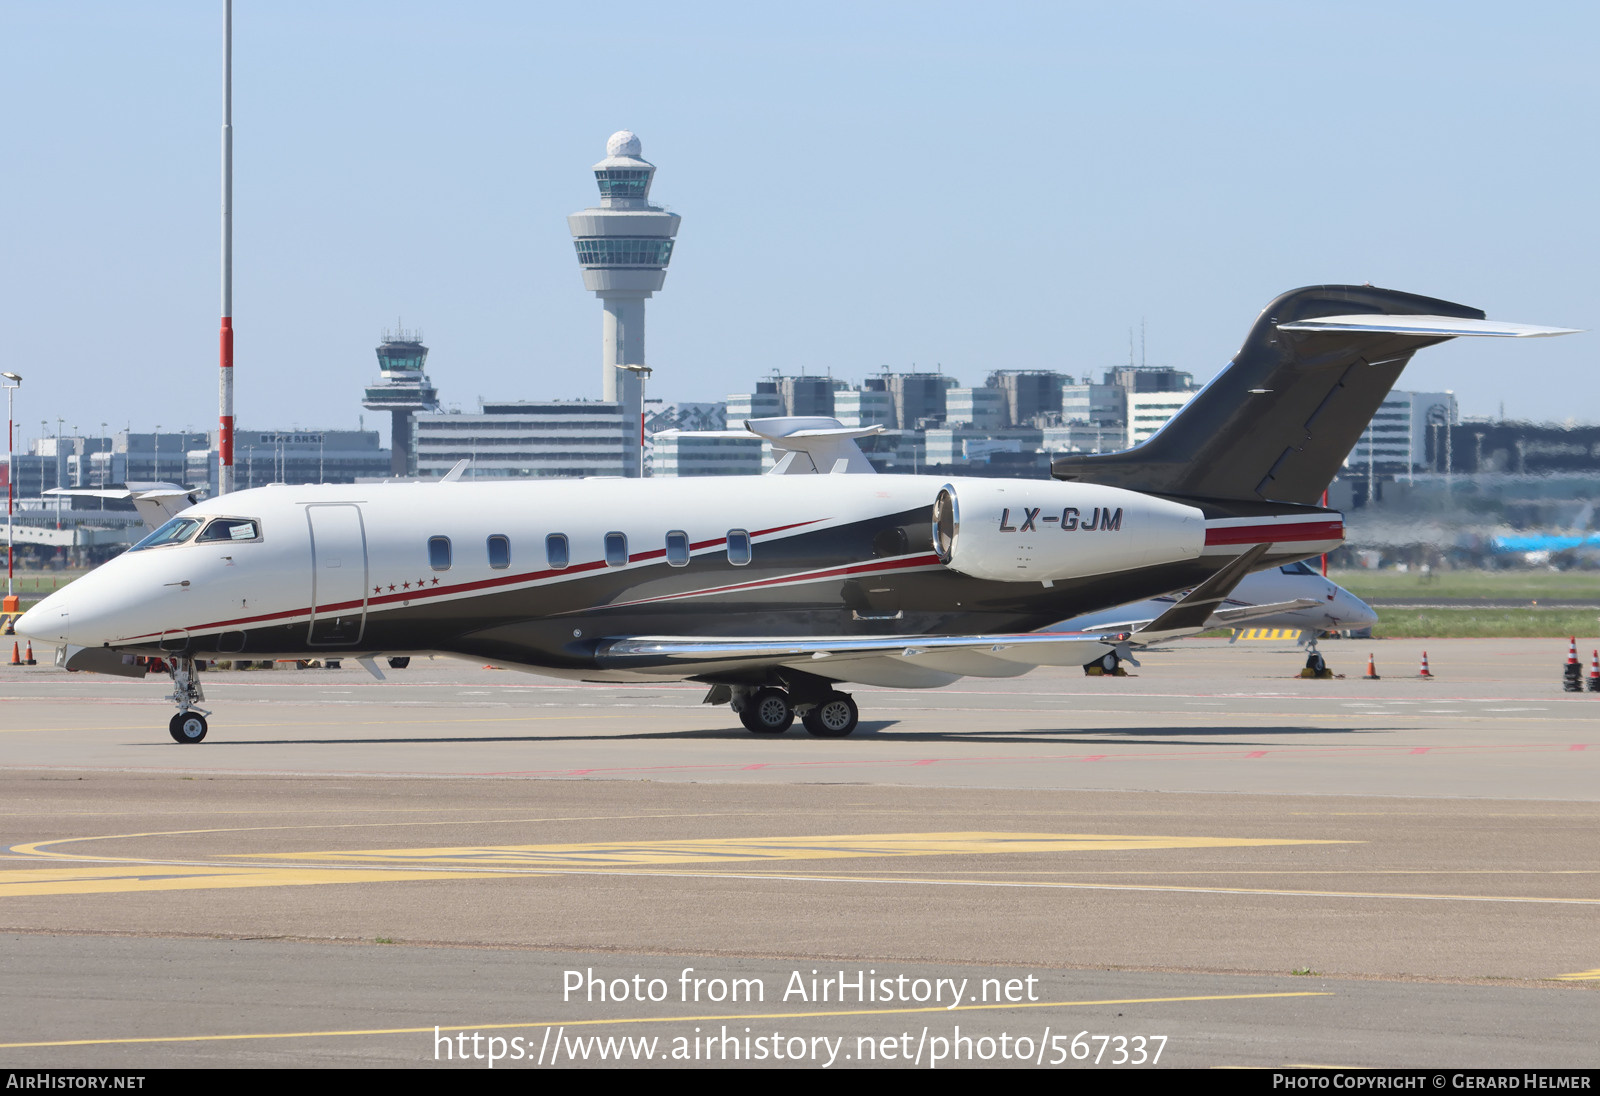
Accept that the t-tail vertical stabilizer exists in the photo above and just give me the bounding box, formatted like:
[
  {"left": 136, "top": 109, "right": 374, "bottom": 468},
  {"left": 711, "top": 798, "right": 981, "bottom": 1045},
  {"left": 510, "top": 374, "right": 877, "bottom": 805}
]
[{"left": 1050, "top": 285, "right": 1577, "bottom": 506}]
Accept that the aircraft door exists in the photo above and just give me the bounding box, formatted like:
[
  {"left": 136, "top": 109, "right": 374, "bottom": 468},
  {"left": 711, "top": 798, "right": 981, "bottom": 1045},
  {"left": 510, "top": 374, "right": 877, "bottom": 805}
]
[{"left": 306, "top": 504, "right": 368, "bottom": 646}]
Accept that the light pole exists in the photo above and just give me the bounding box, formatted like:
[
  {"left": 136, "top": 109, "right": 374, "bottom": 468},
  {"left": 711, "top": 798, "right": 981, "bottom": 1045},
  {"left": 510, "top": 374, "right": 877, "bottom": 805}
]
[
  {"left": 617, "top": 363, "right": 652, "bottom": 478},
  {"left": 54, "top": 417, "right": 64, "bottom": 532},
  {"left": 3, "top": 373, "right": 21, "bottom": 601}
]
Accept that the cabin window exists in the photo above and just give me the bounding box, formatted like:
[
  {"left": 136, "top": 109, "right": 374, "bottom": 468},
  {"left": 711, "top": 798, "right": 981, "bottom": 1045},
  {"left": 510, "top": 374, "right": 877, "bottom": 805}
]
[
  {"left": 130, "top": 517, "right": 204, "bottom": 551},
  {"left": 197, "top": 518, "right": 261, "bottom": 543},
  {"left": 605, "top": 531, "right": 629, "bottom": 567},
  {"left": 666, "top": 530, "right": 690, "bottom": 567},
  {"left": 727, "top": 529, "right": 752, "bottom": 566},
  {"left": 487, "top": 534, "right": 510, "bottom": 570},
  {"left": 428, "top": 536, "right": 452, "bottom": 571},
  {"left": 546, "top": 533, "right": 569, "bottom": 570}
]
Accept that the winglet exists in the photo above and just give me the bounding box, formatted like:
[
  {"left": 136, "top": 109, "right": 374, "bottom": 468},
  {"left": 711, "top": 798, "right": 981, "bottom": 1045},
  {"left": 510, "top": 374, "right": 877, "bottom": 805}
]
[{"left": 1133, "top": 543, "right": 1271, "bottom": 643}]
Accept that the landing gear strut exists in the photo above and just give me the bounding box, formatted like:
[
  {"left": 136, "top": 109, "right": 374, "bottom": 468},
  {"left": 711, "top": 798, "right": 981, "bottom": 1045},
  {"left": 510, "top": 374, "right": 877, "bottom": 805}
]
[
  {"left": 165, "top": 657, "right": 211, "bottom": 743},
  {"left": 1292, "top": 633, "right": 1331, "bottom": 675},
  {"left": 1300, "top": 634, "right": 1332, "bottom": 679}
]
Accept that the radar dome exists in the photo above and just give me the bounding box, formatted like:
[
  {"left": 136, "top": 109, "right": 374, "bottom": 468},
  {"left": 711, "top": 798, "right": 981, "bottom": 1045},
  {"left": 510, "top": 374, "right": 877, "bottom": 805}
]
[{"left": 606, "top": 130, "right": 642, "bottom": 158}]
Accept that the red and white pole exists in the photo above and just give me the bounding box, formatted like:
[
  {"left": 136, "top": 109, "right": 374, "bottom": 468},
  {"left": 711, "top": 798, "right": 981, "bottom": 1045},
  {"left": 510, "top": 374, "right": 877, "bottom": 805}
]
[
  {"left": 1321, "top": 489, "right": 1329, "bottom": 576},
  {"left": 218, "top": 0, "right": 235, "bottom": 496}
]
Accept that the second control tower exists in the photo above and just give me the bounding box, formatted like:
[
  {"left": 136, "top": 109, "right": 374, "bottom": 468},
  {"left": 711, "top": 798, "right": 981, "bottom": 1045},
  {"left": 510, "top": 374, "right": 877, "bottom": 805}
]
[
  {"left": 567, "top": 131, "right": 681, "bottom": 475},
  {"left": 362, "top": 327, "right": 438, "bottom": 477}
]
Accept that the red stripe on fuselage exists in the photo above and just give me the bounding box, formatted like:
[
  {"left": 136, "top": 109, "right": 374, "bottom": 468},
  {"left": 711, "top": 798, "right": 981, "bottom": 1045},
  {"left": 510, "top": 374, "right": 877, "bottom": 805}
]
[
  {"left": 1204, "top": 520, "right": 1343, "bottom": 546},
  {"left": 593, "top": 552, "right": 947, "bottom": 611},
  {"left": 122, "top": 518, "right": 826, "bottom": 641}
]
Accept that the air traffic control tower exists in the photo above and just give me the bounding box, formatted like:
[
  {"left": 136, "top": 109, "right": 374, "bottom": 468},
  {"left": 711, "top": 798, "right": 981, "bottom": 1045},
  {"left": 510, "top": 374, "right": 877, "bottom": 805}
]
[
  {"left": 361, "top": 328, "right": 439, "bottom": 477},
  {"left": 568, "top": 131, "right": 681, "bottom": 476}
]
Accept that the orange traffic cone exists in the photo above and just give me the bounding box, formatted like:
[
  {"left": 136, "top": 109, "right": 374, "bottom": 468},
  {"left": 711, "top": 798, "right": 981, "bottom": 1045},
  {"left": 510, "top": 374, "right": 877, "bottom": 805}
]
[
  {"left": 8, "top": 641, "right": 20, "bottom": 666},
  {"left": 1588, "top": 651, "right": 1600, "bottom": 694},
  {"left": 23, "top": 641, "right": 35, "bottom": 665},
  {"left": 1565, "top": 637, "right": 1583, "bottom": 692},
  {"left": 1363, "top": 653, "right": 1380, "bottom": 680},
  {"left": 1418, "top": 651, "right": 1433, "bottom": 678}
]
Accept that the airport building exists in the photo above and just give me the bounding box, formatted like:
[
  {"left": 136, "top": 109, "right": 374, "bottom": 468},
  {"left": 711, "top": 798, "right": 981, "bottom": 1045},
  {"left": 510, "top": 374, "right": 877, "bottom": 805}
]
[
  {"left": 1126, "top": 391, "right": 1200, "bottom": 447},
  {"left": 1345, "top": 390, "right": 1458, "bottom": 479},
  {"left": 413, "top": 401, "right": 631, "bottom": 479},
  {"left": 568, "top": 131, "right": 682, "bottom": 477},
  {"left": 651, "top": 431, "right": 765, "bottom": 477}
]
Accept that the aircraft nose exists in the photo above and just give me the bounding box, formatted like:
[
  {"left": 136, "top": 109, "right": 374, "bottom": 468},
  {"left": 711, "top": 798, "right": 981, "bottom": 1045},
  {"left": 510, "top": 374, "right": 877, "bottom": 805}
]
[
  {"left": 1338, "top": 592, "right": 1379, "bottom": 629},
  {"left": 14, "top": 595, "right": 68, "bottom": 644}
]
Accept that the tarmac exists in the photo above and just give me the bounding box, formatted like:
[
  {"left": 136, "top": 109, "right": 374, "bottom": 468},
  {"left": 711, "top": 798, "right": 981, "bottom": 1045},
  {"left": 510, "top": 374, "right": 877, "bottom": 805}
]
[{"left": 2, "top": 636, "right": 1597, "bottom": 1069}]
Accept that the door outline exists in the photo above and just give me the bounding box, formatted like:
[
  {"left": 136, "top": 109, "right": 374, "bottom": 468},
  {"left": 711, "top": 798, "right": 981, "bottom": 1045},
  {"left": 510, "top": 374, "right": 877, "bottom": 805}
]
[{"left": 306, "top": 504, "right": 369, "bottom": 646}]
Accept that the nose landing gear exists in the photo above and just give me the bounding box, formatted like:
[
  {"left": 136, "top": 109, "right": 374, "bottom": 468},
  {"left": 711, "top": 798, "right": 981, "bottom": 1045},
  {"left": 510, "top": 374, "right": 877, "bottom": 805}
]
[{"left": 164, "top": 657, "right": 212, "bottom": 743}]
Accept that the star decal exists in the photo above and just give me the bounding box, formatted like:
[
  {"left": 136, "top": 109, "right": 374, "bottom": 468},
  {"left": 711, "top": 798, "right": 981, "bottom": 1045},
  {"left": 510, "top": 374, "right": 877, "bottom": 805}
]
[
  {"left": 431, "top": 577, "right": 440, "bottom": 586},
  {"left": 417, "top": 578, "right": 427, "bottom": 588},
  {"left": 387, "top": 584, "right": 396, "bottom": 592},
  {"left": 373, "top": 585, "right": 382, "bottom": 595},
  {"left": 401, "top": 581, "right": 410, "bottom": 590}
]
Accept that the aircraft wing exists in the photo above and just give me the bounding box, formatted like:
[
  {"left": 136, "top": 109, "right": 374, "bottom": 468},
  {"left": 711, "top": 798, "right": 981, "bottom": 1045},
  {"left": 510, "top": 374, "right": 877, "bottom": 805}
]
[
  {"left": 597, "top": 548, "right": 1276, "bottom": 687},
  {"left": 1210, "top": 598, "right": 1320, "bottom": 626},
  {"left": 597, "top": 629, "right": 1123, "bottom": 688},
  {"left": 1045, "top": 597, "right": 1321, "bottom": 639}
]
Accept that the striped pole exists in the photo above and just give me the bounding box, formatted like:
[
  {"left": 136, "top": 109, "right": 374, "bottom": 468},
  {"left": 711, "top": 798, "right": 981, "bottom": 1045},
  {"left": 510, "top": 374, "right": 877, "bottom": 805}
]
[{"left": 218, "top": 0, "right": 235, "bottom": 496}]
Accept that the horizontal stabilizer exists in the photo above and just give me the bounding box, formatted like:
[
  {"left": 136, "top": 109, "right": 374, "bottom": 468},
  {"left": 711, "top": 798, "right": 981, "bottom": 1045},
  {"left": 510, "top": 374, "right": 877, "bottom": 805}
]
[
  {"left": 1277, "top": 315, "right": 1579, "bottom": 338},
  {"left": 745, "top": 417, "right": 882, "bottom": 475}
]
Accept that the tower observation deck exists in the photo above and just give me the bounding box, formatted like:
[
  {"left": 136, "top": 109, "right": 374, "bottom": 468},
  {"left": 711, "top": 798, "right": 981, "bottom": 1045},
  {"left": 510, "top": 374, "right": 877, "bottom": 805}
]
[
  {"left": 568, "top": 131, "right": 681, "bottom": 476},
  {"left": 361, "top": 327, "right": 439, "bottom": 477}
]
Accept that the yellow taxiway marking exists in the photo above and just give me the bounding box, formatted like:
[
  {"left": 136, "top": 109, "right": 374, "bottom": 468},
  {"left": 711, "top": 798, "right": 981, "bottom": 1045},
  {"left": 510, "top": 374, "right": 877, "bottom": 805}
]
[
  {"left": 0, "top": 864, "right": 523, "bottom": 898},
  {"left": 249, "top": 831, "right": 1350, "bottom": 869},
  {"left": 0, "top": 991, "right": 1330, "bottom": 1050},
  {"left": 1553, "top": 969, "right": 1600, "bottom": 981},
  {"left": 6, "top": 812, "right": 736, "bottom": 863},
  {"left": 3, "top": 830, "right": 1348, "bottom": 897}
]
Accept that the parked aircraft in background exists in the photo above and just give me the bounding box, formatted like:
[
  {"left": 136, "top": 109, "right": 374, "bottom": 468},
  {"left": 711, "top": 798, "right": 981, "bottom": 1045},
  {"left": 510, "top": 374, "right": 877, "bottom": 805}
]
[
  {"left": 1050, "top": 560, "right": 1378, "bottom": 673},
  {"left": 1493, "top": 502, "right": 1600, "bottom": 563},
  {"left": 15, "top": 286, "right": 1574, "bottom": 743}
]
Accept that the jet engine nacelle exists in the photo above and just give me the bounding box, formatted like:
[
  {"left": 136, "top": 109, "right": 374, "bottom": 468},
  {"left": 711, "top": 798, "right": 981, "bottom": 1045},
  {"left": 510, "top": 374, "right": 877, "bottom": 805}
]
[{"left": 931, "top": 481, "right": 1205, "bottom": 583}]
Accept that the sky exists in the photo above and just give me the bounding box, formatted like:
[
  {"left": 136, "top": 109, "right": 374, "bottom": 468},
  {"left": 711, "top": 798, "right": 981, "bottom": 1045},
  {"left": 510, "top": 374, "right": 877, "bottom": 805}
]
[{"left": 4, "top": 1, "right": 1596, "bottom": 451}]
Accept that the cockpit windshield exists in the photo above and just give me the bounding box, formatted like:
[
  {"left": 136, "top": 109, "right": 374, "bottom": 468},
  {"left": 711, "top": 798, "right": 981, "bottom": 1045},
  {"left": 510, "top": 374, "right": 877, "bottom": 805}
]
[
  {"left": 196, "top": 518, "right": 260, "bottom": 543},
  {"left": 130, "top": 517, "right": 205, "bottom": 551},
  {"left": 1279, "top": 560, "right": 1318, "bottom": 576}
]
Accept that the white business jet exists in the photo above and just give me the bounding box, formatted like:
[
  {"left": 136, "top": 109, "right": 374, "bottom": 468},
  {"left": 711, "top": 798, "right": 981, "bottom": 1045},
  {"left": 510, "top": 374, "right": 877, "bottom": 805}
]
[{"left": 16, "top": 286, "right": 1573, "bottom": 742}]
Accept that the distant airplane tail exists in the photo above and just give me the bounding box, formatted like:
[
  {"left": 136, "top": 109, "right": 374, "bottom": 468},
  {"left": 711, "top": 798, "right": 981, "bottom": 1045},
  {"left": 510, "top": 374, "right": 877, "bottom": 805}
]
[{"left": 1050, "top": 285, "right": 1575, "bottom": 507}]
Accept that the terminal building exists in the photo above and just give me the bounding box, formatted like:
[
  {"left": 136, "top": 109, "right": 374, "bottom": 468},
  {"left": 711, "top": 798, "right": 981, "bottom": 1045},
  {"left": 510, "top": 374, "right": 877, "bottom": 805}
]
[
  {"left": 1345, "top": 391, "right": 1459, "bottom": 480},
  {"left": 413, "top": 401, "right": 631, "bottom": 479}
]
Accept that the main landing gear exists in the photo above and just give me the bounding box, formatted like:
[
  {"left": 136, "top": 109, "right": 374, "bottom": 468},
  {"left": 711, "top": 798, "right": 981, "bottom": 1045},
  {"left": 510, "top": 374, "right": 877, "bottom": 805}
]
[
  {"left": 727, "top": 684, "right": 860, "bottom": 737},
  {"left": 164, "top": 656, "right": 211, "bottom": 743}
]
